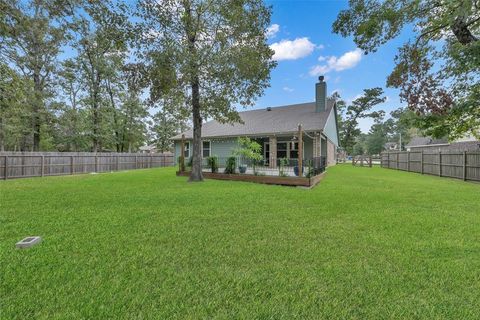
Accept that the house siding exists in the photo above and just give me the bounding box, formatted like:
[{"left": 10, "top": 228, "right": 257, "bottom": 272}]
[
  {"left": 210, "top": 138, "right": 238, "bottom": 158},
  {"left": 174, "top": 136, "right": 315, "bottom": 162},
  {"left": 174, "top": 138, "right": 239, "bottom": 162},
  {"left": 304, "top": 136, "right": 313, "bottom": 160},
  {"left": 322, "top": 107, "right": 339, "bottom": 146},
  {"left": 327, "top": 139, "right": 336, "bottom": 166}
]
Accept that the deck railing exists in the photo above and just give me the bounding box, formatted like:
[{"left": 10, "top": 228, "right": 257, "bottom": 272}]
[{"left": 180, "top": 156, "right": 327, "bottom": 178}]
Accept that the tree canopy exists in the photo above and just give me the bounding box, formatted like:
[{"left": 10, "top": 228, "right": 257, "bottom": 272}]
[
  {"left": 334, "top": 0, "right": 480, "bottom": 140},
  {"left": 334, "top": 88, "right": 386, "bottom": 154}
]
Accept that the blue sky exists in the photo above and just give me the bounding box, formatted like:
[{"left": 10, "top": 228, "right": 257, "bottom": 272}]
[{"left": 251, "top": 0, "right": 415, "bottom": 132}]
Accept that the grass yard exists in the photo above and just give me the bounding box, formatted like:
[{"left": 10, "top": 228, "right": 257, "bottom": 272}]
[{"left": 1, "top": 165, "right": 480, "bottom": 319}]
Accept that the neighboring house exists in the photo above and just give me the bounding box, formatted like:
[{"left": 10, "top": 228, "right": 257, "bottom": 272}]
[
  {"left": 139, "top": 145, "right": 158, "bottom": 153},
  {"left": 406, "top": 136, "right": 480, "bottom": 152},
  {"left": 384, "top": 142, "right": 399, "bottom": 151},
  {"left": 172, "top": 77, "right": 340, "bottom": 167}
]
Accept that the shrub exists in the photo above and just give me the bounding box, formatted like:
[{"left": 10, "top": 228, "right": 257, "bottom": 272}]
[
  {"left": 224, "top": 156, "right": 236, "bottom": 174},
  {"left": 206, "top": 156, "right": 218, "bottom": 173},
  {"left": 233, "top": 137, "right": 262, "bottom": 162}
]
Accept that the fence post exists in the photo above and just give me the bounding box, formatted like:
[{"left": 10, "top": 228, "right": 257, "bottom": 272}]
[
  {"left": 396, "top": 152, "right": 399, "bottom": 170},
  {"left": 150, "top": 154, "right": 153, "bottom": 168},
  {"left": 387, "top": 153, "right": 390, "bottom": 168},
  {"left": 135, "top": 155, "right": 138, "bottom": 169},
  {"left": 71, "top": 156, "right": 74, "bottom": 175},
  {"left": 298, "top": 124, "right": 303, "bottom": 177},
  {"left": 407, "top": 152, "right": 410, "bottom": 172},
  {"left": 95, "top": 155, "right": 98, "bottom": 172},
  {"left": 439, "top": 151, "right": 442, "bottom": 177},
  {"left": 116, "top": 155, "right": 119, "bottom": 171},
  {"left": 421, "top": 151, "right": 424, "bottom": 174},
  {"left": 3, "top": 155, "right": 7, "bottom": 180},
  {"left": 41, "top": 155, "right": 44, "bottom": 177},
  {"left": 21, "top": 154, "right": 25, "bottom": 177},
  {"left": 463, "top": 151, "right": 467, "bottom": 181}
]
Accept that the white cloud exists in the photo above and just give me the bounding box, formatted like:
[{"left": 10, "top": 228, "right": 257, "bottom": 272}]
[
  {"left": 270, "top": 37, "right": 316, "bottom": 61},
  {"left": 309, "top": 65, "right": 330, "bottom": 76},
  {"left": 317, "top": 44, "right": 325, "bottom": 50},
  {"left": 266, "top": 24, "right": 280, "bottom": 38},
  {"left": 309, "top": 48, "right": 363, "bottom": 76},
  {"left": 283, "top": 86, "right": 294, "bottom": 92}
]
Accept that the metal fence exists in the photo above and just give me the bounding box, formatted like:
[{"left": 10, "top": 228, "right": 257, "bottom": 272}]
[
  {"left": 381, "top": 151, "right": 480, "bottom": 182},
  {"left": 0, "top": 152, "right": 174, "bottom": 180},
  {"left": 181, "top": 156, "right": 327, "bottom": 178}
]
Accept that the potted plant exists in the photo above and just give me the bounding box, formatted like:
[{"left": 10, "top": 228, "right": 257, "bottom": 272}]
[
  {"left": 294, "top": 165, "right": 303, "bottom": 176},
  {"left": 233, "top": 137, "right": 263, "bottom": 174},
  {"left": 294, "top": 158, "right": 305, "bottom": 176}
]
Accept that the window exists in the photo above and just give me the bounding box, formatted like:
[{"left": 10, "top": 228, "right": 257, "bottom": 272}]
[
  {"left": 202, "top": 141, "right": 211, "bottom": 157},
  {"left": 277, "top": 142, "right": 288, "bottom": 159},
  {"left": 289, "top": 142, "right": 304, "bottom": 159},
  {"left": 183, "top": 142, "right": 190, "bottom": 158},
  {"left": 290, "top": 142, "right": 299, "bottom": 159}
]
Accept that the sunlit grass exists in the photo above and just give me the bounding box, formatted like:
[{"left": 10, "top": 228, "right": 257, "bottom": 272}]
[{"left": 1, "top": 165, "right": 480, "bottom": 319}]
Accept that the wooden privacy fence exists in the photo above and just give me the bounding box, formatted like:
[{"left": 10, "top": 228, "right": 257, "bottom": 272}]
[
  {"left": 0, "top": 152, "right": 174, "bottom": 180},
  {"left": 381, "top": 151, "right": 480, "bottom": 182}
]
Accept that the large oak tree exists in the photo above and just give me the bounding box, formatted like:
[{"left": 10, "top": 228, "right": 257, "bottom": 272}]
[{"left": 138, "top": 0, "right": 276, "bottom": 181}]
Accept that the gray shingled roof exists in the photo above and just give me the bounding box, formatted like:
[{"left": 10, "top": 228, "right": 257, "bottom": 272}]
[
  {"left": 406, "top": 136, "right": 449, "bottom": 147},
  {"left": 172, "top": 100, "right": 335, "bottom": 140}
]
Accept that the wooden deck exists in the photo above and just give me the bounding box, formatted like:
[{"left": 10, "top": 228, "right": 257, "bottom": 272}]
[{"left": 177, "top": 171, "right": 326, "bottom": 187}]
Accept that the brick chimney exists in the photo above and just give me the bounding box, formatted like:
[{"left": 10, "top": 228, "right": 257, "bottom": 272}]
[{"left": 315, "top": 76, "right": 326, "bottom": 112}]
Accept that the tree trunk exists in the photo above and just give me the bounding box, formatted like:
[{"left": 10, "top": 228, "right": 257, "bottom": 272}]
[
  {"left": 184, "top": 0, "right": 203, "bottom": 182},
  {"left": 0, "top": 115, "right": 4, "bottom": 151},
  {"left": 451, "top": 16, "right": 478, "bottom": 45},
  {"left": 92, "top": 100, "right": 99, "bottom": 152},
  {"left": 107, "top": 80, "right": 121, "bottom": 153},
  {"left": 92, "top": 72, "right": 101, "bottom": 152},
  {"left": 189, "top": 75, "right": 203, "bottom": 182},
  {"left": 32, "top": 74, "right": 42, "bottom": 151}
]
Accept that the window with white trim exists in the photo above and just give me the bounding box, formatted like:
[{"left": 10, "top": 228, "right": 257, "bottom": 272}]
[
  {"left": 202, "top": 141, "right": 211, "bottom": 157},
  {"left": 183, "top": 142, "right": 190, "bottom": 158}
]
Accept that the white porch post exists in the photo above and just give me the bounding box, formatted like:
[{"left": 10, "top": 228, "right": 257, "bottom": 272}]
[
  {"left": 269, "top": 136, "right": 277, "bottom": 168},
  {"left": 313, "top": 135, "right": 321, "bottom": 158}
]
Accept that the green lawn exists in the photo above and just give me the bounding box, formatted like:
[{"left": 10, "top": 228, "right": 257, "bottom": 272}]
[{"left": 1, "top": 165, "right": 480, "bottom": 319}]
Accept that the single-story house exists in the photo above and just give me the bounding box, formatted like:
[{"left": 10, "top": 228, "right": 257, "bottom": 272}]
[
  {"left": 406, "top": 135, "right": 480, "bottom": 152},
  {"left": 139, "top": 144, "right": 158, "bottom": 153},
  {"left": 172, "top": 77, "right": 339, "bottom": 167},
  {"left": 384, "top": 142, "right": 399, "bottom": 151}
]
